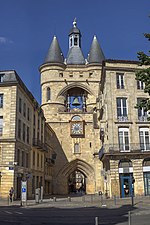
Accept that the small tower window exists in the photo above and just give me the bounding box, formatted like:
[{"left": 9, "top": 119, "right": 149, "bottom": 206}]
[
  {"left": 74, "top": 143, "right": 80, "bottom": 153},
  {"left": 70, "top": 37, "right": 73, "bottom": 47},
  {"left": 47, "top": 87, "right": 51, "bottom": 101},
  {"left": 74, "top": 36, "right": 78, "bottom": 46}
]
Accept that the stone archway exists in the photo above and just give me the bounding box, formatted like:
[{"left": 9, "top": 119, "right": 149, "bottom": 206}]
[{"left": 53, "top": 159, "right": 95, "bottom": 195}]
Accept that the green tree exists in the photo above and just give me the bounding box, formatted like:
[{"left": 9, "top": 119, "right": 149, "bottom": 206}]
[{"left": 136, "top": 33, "right": 150, "bottom": 116}]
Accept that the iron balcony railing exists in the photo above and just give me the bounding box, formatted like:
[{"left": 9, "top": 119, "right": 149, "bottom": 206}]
[
  {"left": 45, "top": 158, "right": 55, "bottom": 166},
  {"left": 99, "top": 143, "right": 150, "bottom": 158},
  {"left": 117, "top": 116, "right": 128, "bottom": 122},
  {"left": 138, "top": 116, "right": 148, "bottom": 122},
  {"left": 32, "top": 138, "right": 47, "bottom": 151}
]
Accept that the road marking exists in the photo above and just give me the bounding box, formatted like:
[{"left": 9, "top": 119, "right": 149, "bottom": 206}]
[
  {"left": 4, "top": 211, "right": 12, "bottom": 214},
  {"left": 15, "top": 211, "right": 23, "bottom": 214}
]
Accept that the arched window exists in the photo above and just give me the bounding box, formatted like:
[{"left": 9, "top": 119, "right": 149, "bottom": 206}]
[
  {"left": 119, "top": 159, "right": 132, "bottom": 168},
  {"left": 47, "top": 87, "right": 51, "bottom": 101},
  {"left": 72, "top": 115, "right": 82, "bottom": 121},
  {"left": 143, "top": 158, "right": 150, "bottom": 167}
]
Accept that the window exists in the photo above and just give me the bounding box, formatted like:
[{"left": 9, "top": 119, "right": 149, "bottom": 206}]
[
  {"left": 23, "top": 123, "right": 26, "bottom": 142},
  {"left": 137, "top": 98, "right": 148, "bottom": 121},
  {"left": 137, "top": 80, "right": 145, "bottom": 90},
  {"left": 17, "top": 149, "right": 20, "bottom": 166},
  {"left": 139, "top": 128, "right": 150, "bottom": 151},
  {"left": 33, "top": 151, "right": 35, "bottom": 166},
  {"left": 117, "top": 98, "right": 128, "bottom": 121},
  {"left": 23, "top": 103, "right": 26, "bottom": 117},
  {"left": 47, "top": 87, "right": 51, "bottom": 101},
  {"left": 27, "top": 126, "right": 29, "bottom": 144},
  {"left": 22, "top": 151, "right": 24, "bottom": 167},
  {"left": 0, "top": 74, "right": 4, "bottom": 83},
  {"left": 74, "top": 35, "right": 78, "bottom": 46},
  {"left": 32, "top": 176, "right": 35, "bottom": 194},
  {"left": 118, "top": 127, "right": 130, "bottom": 151},
  {"left": 0, "top": 116, "right": 3, "bottom": 136},
  {"left": 0, "top": 94, "right": 3, "bottom": 108},
  {"left": 116, "top": 73, "right": 124, "bottom": 89},
  {"left": 19, "top": 98, "right": 22, "bottom": 113},
  {"left": 26, "top": 153, "right": 28, "bottom": 168},
  {"left": 37, "top": 153, "right": 39, "bottom": 167},
  {"left": 33, "top": 128, "right": 35, "bottom": 140},
  {"left": 74, "top": 143, "right": 80, "bottom": 153},
  {"left": 18, "top": 119, "right": 21, "bottom": 139},
  {"left": 33, "top": 114, "right": 35, "bottom": 126},
  {"left": 41, "top": 155, "right": 43, "bottom": 168},
  {"left": 27, "top": 107, "right": 30, "bottom": 121},
  {"left": 38, "top": 118, "right": 40, "bottom": 130}
]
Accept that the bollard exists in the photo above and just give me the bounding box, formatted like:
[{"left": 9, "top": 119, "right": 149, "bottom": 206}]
[
  {"left": 82, "top": 195, "right": 85, "bottom": 202},
  {"left": 131, "top": 194, "right": 134, "bottom": 207},
  {"left": 91, "top": 194, "right": 93, "bottom": 203},
  {"left": 8, "top": 195, "right": 10, "bottom": 206},
  {"left": 100, "top": 195, "right": 103, "bottom": 206},
  {"left": 95, "top": 217, "right": 98, "bottom": 225},
  {"left": 53, "top": 197, "right": 56, "bottom": 202},
  {"left": 128, "top": 211, "right": 131, "bottom": 225},
  {"left": 68, "top": 196, "right": 71, "bottom": 202},
  {"left": 114, "top": 195, "right": 116, "bottom": 205}
]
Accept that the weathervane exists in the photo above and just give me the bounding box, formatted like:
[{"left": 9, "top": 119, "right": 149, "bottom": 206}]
[{"left": 73, "top": 18, "right": 77, "bottom": 27}]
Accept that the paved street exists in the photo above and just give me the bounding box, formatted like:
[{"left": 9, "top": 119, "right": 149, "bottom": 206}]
[{"left": 0, "top": 195, "right": 150, "bottom": 225}]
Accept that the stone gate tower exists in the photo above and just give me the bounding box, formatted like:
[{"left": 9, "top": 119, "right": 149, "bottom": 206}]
[{"left": 39, "top": 20, "right": 105, "bottom": 194}]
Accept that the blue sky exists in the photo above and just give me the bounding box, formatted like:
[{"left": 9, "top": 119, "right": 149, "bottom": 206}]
[{"left": 0, "top": 0, "right": 149, "bottom": 103}]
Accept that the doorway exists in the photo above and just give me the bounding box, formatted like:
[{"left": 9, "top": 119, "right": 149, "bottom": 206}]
[
  {"left": 120, "top": 175, "right": 133, "bottom": 198},
  {"left": 144, "top": 172, "right": 150, "bottom": 195},
  {"left": 68, "top": 170, "right": 86, "bottom": 194}
]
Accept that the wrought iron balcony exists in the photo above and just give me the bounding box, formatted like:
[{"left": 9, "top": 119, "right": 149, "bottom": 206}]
[
  {"left": 99, "top": 143, "right": 150, "bottom": 159},
  {"left": 117, "top": 116, "right": 128, "bottom": 122},
  {"left": 45, "top": 157, "right": 55, "bottom": 166},
  {"left": 138, "top": 116, "right": 148, "bottom": 122},
  {"left": 32, "top": 138, "right": 47, "bottom": 151}
]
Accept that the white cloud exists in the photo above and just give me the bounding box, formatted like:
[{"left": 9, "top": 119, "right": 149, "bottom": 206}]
[{"left": 0, "top": 36, "right": 13, "bottom": 44}]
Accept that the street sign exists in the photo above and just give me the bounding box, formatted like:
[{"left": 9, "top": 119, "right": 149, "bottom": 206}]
[{"left": 21, "top": 181, "right": 27, "bottom": 203}]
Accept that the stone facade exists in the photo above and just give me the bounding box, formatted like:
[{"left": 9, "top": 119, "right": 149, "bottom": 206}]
[
  {"left": 40, "top": 64, "right": 103, "bottom": 194},
  {"left": 99, "top": 60, "right": 150, "bottom": 197},
  {"left": 0, "top": 21, "right": 149, "bottom": 199},
  {"left": 0, "top": 71, "right": 55, "bottom": 199}
]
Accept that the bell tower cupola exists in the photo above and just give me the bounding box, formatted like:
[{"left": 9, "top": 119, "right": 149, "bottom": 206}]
[
  {"left": 66, "top": 19, "right": 85, "bottom": 65},
  {"left": 69, "top": 18, "right": 81, "bottom": 48}
]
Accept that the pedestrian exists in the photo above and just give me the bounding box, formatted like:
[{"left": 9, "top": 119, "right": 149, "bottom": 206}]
[{"left": 9, "top": 187, "right": 14, "bottom": 202}]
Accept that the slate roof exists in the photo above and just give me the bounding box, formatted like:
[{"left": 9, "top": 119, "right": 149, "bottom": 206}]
[
  {"left": 88, "top": 35, "right": 105, "bottom": 64},
  {"left": 44, "top": 36, "right": 64, "bottom": 64},
  {"left": 66, "top": 47, "right": 85, "bottom": 65}
]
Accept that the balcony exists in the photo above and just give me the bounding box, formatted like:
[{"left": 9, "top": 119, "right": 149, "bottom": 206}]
[
  {"left": 32, "top": 138, "right": 47, "bottom": 151},
  {"left": 45, "top": 157, "right": 55, "bottom": 166},
  {"left": 99, "top": 143, "right": 150, "bottom": 160},
  {"left": 117, "top": 116, "right": 128, "bottom": 122},
  {"left": 138, "top": 116, "right": 148, "bottom": 122}
]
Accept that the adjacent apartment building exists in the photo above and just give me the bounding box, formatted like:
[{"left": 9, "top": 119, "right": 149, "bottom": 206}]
[{"left": 0, "top": 70, "right": 55, "bottom": 199}]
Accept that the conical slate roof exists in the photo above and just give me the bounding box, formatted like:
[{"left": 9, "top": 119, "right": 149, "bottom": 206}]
[
  {"left": 88, "top": 35, "right": 105, "bottom": 64},
  {"left": 66, "top": 47, "right": 85, "bottom": 65},
  {"left": 44, "top": 36, "right": 64, "bottom": 64}
]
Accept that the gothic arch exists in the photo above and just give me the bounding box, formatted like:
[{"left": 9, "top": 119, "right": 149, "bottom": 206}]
[
  {"left": 56, "top": 159, "right": 94, "bottom": 179},
  {"left": 56, "top": 82, "right": 95, "bottom": 98}
]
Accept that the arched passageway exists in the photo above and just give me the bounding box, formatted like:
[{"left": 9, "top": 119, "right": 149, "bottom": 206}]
[{"left": 54, "top": 159, "right": 95, "bottom": 195}]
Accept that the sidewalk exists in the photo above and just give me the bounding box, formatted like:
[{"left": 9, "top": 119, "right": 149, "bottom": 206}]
[{"left": 0, "top": 195, "right": 150, "bottom": 211}]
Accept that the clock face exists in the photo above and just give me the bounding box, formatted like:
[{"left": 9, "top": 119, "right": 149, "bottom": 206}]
[{"left": 71, "top": 123, "right": 83, "bottom": 135}]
